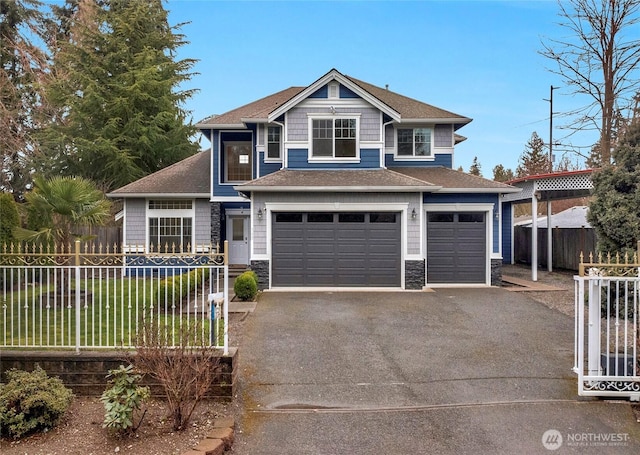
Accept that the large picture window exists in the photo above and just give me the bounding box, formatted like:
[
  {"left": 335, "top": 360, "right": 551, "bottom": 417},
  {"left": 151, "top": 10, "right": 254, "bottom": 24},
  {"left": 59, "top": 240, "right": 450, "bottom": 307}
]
[
  {"left": 312, "top": 118, "right": 357, "bottom": 158},
  {"left": 149, "top": 217, "right": 192, "bottom": 252},
  {"left": 398, "top": 128, "right": 432, "bottom": 157},
  {"left": 225, "top": 141, "right": 252, "bottom": 182},
  {"left": 147, "top": 199, "right": 194, "bottom": 253}
]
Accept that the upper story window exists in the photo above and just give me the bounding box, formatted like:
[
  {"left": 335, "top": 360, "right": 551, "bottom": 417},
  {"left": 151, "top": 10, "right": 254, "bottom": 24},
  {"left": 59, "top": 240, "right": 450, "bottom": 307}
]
[
  {"left": 225, "top": 141, "right": 252, "bottom": 182},
  {"left": 312, "top": 117, "right": 357, "bottom": 158},
  {"left": 397, "top": 128, "right": 432, "bottom": 157},
  {"left": 267, "top": 126, "right": 281, "bottom": 159}
]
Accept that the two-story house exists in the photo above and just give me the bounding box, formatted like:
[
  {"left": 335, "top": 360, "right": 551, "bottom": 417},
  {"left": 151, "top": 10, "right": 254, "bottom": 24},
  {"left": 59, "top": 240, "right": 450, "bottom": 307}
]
[{"left": 109, "top": 69, "right": 519, "bottom": 289}]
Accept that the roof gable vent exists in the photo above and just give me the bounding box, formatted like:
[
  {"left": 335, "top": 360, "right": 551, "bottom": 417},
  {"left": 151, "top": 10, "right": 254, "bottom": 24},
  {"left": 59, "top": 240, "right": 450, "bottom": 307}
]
[{"left": 328, "top": 82, "right": 339, "bottom": 99}]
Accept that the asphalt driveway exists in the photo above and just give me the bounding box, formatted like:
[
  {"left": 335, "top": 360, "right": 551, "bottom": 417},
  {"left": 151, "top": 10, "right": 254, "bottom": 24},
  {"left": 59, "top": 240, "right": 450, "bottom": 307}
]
[{"left": 230, "top": 289, "right": 640, "bottom": 454}]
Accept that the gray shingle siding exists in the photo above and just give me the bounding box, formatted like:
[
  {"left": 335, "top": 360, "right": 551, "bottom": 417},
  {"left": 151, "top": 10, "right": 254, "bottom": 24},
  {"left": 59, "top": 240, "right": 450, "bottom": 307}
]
[
  {"left": 194, "top": 199, "right": 212, "bottom": 245},
  {"left": 287, "top": 106, "right": 381, "bottom": 142},
  {"left": 125, "top": 199, "right": 146, "bottom": 245},
  {"left": 434, "top": 124, "right": 452, "bottom": 148}
]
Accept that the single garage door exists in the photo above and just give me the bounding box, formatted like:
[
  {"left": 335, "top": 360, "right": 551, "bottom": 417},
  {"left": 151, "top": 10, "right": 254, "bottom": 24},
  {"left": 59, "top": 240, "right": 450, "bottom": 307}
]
[
  {"left": 426, "top": 212, "right": 486, "bottom": 284},
  {"left": 272, "top": 212, "right": 401, "bottom": 287}
]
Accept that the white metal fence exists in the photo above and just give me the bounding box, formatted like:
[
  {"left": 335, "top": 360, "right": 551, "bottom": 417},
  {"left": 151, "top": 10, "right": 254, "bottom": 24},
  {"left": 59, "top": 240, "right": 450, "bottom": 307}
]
[
  {"left": 1, "top": 241, "right": 229, "bottom": 354},
  {"left": 574, "top": 257, "right": 640, "bottom": 400}
]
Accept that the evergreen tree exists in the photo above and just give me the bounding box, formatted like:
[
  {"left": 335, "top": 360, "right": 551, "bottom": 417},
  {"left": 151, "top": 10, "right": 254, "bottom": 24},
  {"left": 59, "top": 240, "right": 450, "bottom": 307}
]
[
  {"left": 516, "top": 132, "right": 551, "bottom": 177},
  {"left": 468, "top": 156, "right": 482, "bottom": 176},
  {"left": 587, "top": 116, "right": 640, "bottom": 254},
  {"left": 492, "top": 164, "right": 514, "bottom": 182},
  {"left": 38, "top": 0, "right": 199, "bottom": 190},
  {"left": 0, "top": 0, "right": 48, "bottom": 200}
]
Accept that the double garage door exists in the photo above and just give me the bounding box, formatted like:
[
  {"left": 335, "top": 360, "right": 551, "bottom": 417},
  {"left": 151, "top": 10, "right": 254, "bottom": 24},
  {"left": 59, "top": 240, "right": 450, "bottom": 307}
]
[
  {"left": 426, "top": 212, "right": 486, "bottom": 284},
  {"left": 272, "top": 212, "right": 401, "bottom": 287}
]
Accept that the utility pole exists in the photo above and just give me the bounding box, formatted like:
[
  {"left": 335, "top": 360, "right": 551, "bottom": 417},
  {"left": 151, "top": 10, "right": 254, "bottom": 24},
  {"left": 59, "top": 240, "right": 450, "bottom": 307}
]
[
  {"left": 548, "top": 85, "right": 557, "bottom": 173},
  {"left": 546, "top": 85, "right": 558, "bottom": 272}
]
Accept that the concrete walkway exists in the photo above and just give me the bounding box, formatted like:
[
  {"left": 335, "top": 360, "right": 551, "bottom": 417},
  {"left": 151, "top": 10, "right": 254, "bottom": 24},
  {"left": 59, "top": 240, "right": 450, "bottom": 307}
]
[{"left": 229, "top": 289, "right": 640, "bottom": 454}]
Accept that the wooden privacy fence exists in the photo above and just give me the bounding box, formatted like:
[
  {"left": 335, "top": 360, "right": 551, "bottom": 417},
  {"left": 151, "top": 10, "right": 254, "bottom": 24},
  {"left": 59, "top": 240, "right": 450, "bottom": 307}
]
[{"left": 514, "top": 226, "right": 596, "bottom": 271}]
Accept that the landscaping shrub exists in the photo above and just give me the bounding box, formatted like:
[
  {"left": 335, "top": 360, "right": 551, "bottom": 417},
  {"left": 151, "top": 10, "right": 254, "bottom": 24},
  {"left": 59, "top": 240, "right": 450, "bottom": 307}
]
[
  {"left": 0, "top": 366, "right": 74, "bottom": 439},
  {"left": 0, "top": 192, "right": 19, "bottom": 249},
  {"left": 101, "top": 364, "right": 150, "bottom": 434},
  {"left": 155, "top": 267, "right": 205, "bottom": 308},
  {"left": 234, "top": 271, "right": 258, "bottom": 301},
  {"left": 132, "top": 319, "right": 220, "bottom": 431}
]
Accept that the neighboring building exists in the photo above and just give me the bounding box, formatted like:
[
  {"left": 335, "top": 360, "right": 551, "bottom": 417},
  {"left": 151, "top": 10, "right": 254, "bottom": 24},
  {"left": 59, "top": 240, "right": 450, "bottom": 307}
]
[{"left": 109, "top": 68, "right": 520, "bottom": 289}]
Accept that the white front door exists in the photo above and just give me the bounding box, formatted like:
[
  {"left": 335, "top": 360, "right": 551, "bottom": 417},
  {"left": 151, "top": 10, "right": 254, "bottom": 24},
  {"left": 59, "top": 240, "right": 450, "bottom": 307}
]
[{"left": 228, "top": 216, "right": 249, "bottom": 265}]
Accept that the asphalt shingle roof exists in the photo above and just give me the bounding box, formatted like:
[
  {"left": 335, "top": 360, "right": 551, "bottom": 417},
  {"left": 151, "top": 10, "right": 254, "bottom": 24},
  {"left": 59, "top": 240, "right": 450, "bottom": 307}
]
[
  {"left": 390, "top": 167, "right": 518, "bottom": 191},
  {"left": 108, "top": 150, "right": 210, "bottom": 196},
  {"left": 196, "top": 69, "right": 471, "bottom": 128},
  {"left": 236, "top": 169, "right": 438, "bottom": 191}
]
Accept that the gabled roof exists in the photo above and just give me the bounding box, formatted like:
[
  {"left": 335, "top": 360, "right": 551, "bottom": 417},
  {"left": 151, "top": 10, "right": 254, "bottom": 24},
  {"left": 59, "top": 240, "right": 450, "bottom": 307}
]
[
  {"left": 197, "top": 69, "right": 472, "bottom": 129},
  {"left": 107, "top": 150, "right": 211, "bottom": 198},
  {"left": 390, "top": 167, "right": 520, "bottom": 193},
  {"left": 234, "top": 169, "right": 441, "bottom": 193}
]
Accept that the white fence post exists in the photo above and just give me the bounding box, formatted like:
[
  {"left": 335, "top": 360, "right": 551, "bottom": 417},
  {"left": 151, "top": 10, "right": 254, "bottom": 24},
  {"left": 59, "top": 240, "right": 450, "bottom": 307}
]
[
  {"left": 587, "top": 278, "right": 602, "bottom": 376},
  {"left": 75, "top": 240, "right": 81, "bottom": 353}
]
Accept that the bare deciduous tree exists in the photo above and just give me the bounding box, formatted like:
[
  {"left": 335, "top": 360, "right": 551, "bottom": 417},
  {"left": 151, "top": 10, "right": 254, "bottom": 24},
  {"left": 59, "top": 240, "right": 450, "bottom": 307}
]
[{"left": 541, "top": 0, "right": 640, "bottom": 164}]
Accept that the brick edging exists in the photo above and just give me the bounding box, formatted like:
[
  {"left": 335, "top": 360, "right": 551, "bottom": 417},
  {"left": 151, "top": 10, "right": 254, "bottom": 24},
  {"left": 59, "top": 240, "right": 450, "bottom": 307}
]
[{"left": 182, "top": 417, "right": 235, "bottom": 455}]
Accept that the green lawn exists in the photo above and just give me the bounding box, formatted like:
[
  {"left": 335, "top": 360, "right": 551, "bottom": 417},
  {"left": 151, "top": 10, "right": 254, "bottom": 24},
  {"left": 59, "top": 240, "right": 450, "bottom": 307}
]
[{"left": 1, "top": 272, "right": 226, "bottom": 348}]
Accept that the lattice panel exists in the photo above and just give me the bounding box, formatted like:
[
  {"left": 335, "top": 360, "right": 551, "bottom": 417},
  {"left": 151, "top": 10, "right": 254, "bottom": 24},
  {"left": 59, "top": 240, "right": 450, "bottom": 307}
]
[{"left": 535, "top": 173, "right": 593, "bottom": 191}]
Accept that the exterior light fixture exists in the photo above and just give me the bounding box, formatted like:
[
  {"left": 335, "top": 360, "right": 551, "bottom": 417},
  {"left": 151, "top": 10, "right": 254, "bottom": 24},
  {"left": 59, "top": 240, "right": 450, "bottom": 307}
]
[
  {"left": 411, "top": 208, "right": 417, "bottom": 220},
  {"left": 257, "top": 208, "right": 263, "bottom": 220}
]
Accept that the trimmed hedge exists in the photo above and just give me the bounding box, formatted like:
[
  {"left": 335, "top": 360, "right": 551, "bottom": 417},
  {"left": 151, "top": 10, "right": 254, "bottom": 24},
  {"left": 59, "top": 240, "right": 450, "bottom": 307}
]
[{"left": 234, "top": 271, "right": 258, "bottom": 301}]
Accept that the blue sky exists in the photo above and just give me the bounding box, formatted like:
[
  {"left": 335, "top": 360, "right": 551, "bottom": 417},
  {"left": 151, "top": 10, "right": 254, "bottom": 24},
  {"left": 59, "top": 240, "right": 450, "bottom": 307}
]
[{"left": 166, "top": 0, "right": 599, "bottom": 176}]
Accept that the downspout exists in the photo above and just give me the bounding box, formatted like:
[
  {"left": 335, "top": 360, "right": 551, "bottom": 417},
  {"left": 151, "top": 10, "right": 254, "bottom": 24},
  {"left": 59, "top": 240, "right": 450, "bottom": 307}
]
[{"left": 382, "top": 119, "right": 395, "bottom": 168}]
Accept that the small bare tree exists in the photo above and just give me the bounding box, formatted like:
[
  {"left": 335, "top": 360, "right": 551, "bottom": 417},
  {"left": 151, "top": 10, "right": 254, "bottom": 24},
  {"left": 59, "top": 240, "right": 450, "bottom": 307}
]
[
  {"left": 131, "top": 320, "right": 221, "bottom": 431},
  {"left": 540, "top": 0, "right": 640, "bottom": 164}
]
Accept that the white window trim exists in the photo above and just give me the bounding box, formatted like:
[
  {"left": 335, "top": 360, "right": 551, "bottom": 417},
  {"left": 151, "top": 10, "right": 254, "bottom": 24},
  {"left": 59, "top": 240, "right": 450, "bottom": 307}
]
[
  {"left": 265, "top": 125, "right": 283, "bottom": 162},
  {"left": 395, "top": 126, "right": 435, "bottom": 160},
  {"left": 146, "top": 199, "right": 196, "bottom": 253},
  {"left": 307, "top": 113, "right": 361, "bottom": 162}
]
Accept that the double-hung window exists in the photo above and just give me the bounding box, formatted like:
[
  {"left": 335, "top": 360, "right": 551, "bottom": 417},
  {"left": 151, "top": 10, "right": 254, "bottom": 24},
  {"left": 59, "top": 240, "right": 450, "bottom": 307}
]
[
  {"left": 397, "top": 128, "right": 432, "bottom": 157},
  {"left": 267, "top": 126, "right": 281, "bottom": 159},
  {"left": 311, "top": 117, "right": 357, "bottom": 158},
  {"left": 147, "top": 199, "right": 194, "bottom": 253}
]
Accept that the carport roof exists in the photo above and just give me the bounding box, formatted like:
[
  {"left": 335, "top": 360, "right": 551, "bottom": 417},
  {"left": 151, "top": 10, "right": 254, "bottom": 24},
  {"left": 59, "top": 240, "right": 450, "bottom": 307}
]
[{"left": 234, "top": 169, "right": 441, "bottom": 193}]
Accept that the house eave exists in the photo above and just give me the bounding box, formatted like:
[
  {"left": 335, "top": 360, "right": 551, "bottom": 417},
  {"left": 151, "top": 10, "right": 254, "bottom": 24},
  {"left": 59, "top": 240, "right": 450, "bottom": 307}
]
[
  {"left": 400, "top": 118, "right": 473, "bottom": 125},
  {"left": 233, "top": 185, "right": 442, "bottom": 193},
  {"left": 195, "top": 123, "right": 246, "bottom": 129},
  {"left": 107, "top": 192, "right": 210, "bottom": 199},
  {"left": 435, "top": 188, "right": 522, "bottom": 194}
]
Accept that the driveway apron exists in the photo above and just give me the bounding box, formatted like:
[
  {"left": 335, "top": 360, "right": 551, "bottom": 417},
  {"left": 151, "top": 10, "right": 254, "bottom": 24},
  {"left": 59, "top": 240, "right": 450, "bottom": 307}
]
[{"left": 230, "top": 289, "right": 640, "bottom": 454}]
